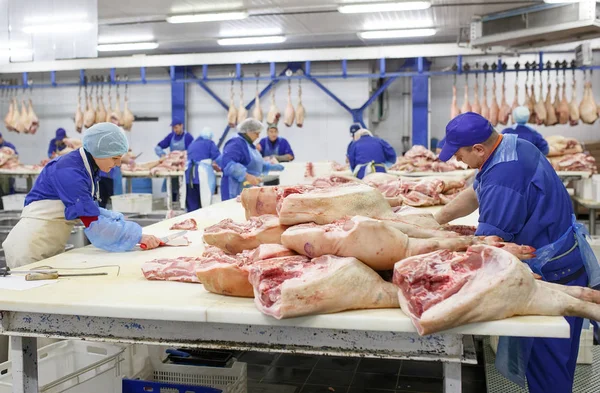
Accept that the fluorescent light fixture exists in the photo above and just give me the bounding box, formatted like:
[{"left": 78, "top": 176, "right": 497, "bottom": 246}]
[
  {"left": 24, "top": 12, "right": 88, "bottom": 24},
  {"left": 358, "top": 28, "right": 436, "bottom": 39},
  {"left": 219, "top": 27, "right": 282, "bottom": 37},
  {"left": 97, "top": 42, "right": 159, "bottom": 52},
  {"left": 339, "top": 1, "right": 431, "bottom": 13},
  {"left": 98, "top": 34, "right": 155, "bottom": 44},
  {"left": 363, "top": 19, "right": 433, "bottom": 30},
  {"left": 167, "top": 11, "right": 248, "bottom": 24},
  {"left": 217, "top": 35, "right": 286, "bottom": 46},
  {"left": 23, "top": 22, "right": 93, "bottom": 34},
  {"left": 543, "top": 0, "right": 582, "bottom": 3}
]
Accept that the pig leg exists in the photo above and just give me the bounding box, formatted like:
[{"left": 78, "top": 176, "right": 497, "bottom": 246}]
[
  {"left": 406, "top": 236, "right": 475, "bottom": 256},
  {"left": 383, "top": 219, "right": 459, "bottom": 238},
  {"left": 525, "top": 282, "right": 600, "bottom": 322},
  {"left": 538, "top": 281, "right": 600, "bottom": 305}
]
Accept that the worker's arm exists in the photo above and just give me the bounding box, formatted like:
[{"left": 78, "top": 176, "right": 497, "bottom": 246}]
[
  {"left": 347, "top": 143, "right": 357, "bottom": 170},
  {"left": 47, "top": 140, "right": 55, "bottom": 159},
  {"left": 474, "top": 184, "right": 527, "bottom": 242},
  {"left": 184, "top": 133, "right": 194, "bottom": 149},
  {"left": 381, "top": 139, "right": 397, "bottom": 167},
  {"left": 536, "top": 134, "right": 550, "bottom": 156},
  {"left": 155, "top": 134, "right": 172, "bottom": 157},
  {"left": 434, "top": 186, "right": 479, "bottom": 225},
  {"left": 221, "top": 139, "right": 250, "bottom": 183},
  {"left": 276, "top": 139, "right": 294, "bottom": 162}
]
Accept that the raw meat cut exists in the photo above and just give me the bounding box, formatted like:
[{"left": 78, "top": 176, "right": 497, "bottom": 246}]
[
  {"left": 579, "top": 81, "right": 598, "bottom": 124},
  {"left": 284, "top": 83, "right": 295, "bottom": 127},
  {"left": 227, "top": 86, "right": 237, "bottom": 128},
  {"left": 26, "top": 99, "right": 38, "bottom": 134},
  {"left": 142, "top": 257, "right": 202, "bottom": 283},
  {"left": 372, "top": 177, "right": 466, "bottom": 207},
  {"left": 122, "top": 95, "right": 134, "bottom": 131},
  {"left": 252, "top": 83, "right": 263, "bottom": 122},
  {"left": 96, "top": 91, "right": 107, "bottom": 127},
  {"left": 266, "top": 89, "right": 280, "bottom": 124},
  {"left": 471, "top": 81, "right": 481, "bottom": 115},
  {"left": 203, "top": 215, "right": 287, "bottom": 253},
  {"left": 498, "top": 81, "right": 510, "bottom": 125},
  {"left": 9, "top": 98, "right": 20, "bottom": 132},
  {"left": 569, "top": 80, "right": 580, "bottom": 126},
  {"left": 75, "top": 95, "right": 83, "bottom": 133},
  {"left": 4, "top": 98, "right": 13, "bottom": 131},
  {"left": 450, "top": 85, "right": 460, "bottom": 119},
  {"left": 481, "top": 80, "right": 490, "bottom": 120},
  {"left": 170, "top": 218, "right": 197, "bottom": 231},
  {"left": 304, "top": 162, "right": 314, "bottom": 178},
  {"left": 331, "top": 161, "right": 350, "bottom": 172},
  {"left": 393, "top": 245, "right": 600, "bottom": 335},
  {"left": 363, "top": 172, "right": 399, "bottom": 187},
  {"left": 248, "top": 254, "right": 399, "bottom": 319},
  {"left": 533, "top": 82, "right": 547, "bottom": 126},
  {"left": 296, "top": 81, "right": 305, "bottom": 127},
  {"left": 112, "top": 92, "right": 123, "bottom": 125},
  {"left": 312, "top": 174, "right": 361, "bottom": 188},
  {"left": 511, "top": 83, "right": 519, "bottom": 115},
  {"left": 281, "top": 216, "right": 534, "bottom": 271},
  {"left": 544, "top": 83, "right": 558, "bottom": 126},
  {"left": 460, "top": 84, "right": 471, "bottom": 114},
  {"left": 83, "top": 94, "right": 96, "bottom": 128},
  {"left": 389, "top": 146, "right": 467, "bottom": 173},
  {"left": 557, "top": 82, "right": 569, "bottom": 125},
  {"left": 240, "top": 186, "right": 280, "bottom": 218},
  {"left": 548, "top": 153, "right": 597, "bottom": 173},
  {"left": 237, "top": 83, "right": 248, "bottom": 125},
  {"left": 489, "top": 80, "right": 499, "bottom": 126},
  {"left": 546, "top": 135, "right": 582, "bottom": 157},
  {"left": 15, "top": 100, "right": 27, "bottom": 133},
  {"left": 148, "top": 151, "right": 186, "bottom": 175},
  {"left": 526, "top": 84, "right": 536, "bottom": 124}
]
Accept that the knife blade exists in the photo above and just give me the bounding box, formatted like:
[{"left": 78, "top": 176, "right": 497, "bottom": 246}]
[{"left": 140, "top": 230, "right": 188, "bottom": 250}]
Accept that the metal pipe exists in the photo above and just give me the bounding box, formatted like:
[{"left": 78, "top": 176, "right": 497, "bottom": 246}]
[
  {"left": 202, "top": 64, "right": 208, "bottom": 80},
  {"left": 305, "top": 61, "right": 311, "bottom": 76},
  {"left": 342, "top": 60, "right": 347, "bottom": 78},
  {"left": 140, "top": 67, "right": 146, "bottom": 84}
]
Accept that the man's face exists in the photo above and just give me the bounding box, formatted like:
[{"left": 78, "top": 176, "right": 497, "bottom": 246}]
[
  {"left": 267, "top": 128, "right": 278, "bottom": 142},
  {"left": 454, "top": 144, "right": 486, "bottom": 169},
  {"left": 173, "top": 124, "right": 184, "bottom": 134}
]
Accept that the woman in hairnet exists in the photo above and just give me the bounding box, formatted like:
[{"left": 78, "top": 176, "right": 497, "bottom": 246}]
[
  {"left": 502, "top": 106, "right": 549, "bottom": 155},
  {"left": 2, "top": 123, "right": 162, "bottom": 268},
  {"left": 185, "top": 127, "right": 221, "bottom": 211},
  {"left": 347, "top": 128, "right": 397, "bottom": 179},
  {"left": 219, "top": 119, "right": 284, "bottom": 201}
]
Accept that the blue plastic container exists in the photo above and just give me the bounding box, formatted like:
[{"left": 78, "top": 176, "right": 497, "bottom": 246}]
[{"left": 122, "top": 379, "right": 222, "bottom": 393}]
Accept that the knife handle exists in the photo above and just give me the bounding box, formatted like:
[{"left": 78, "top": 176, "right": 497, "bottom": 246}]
[
  {"left": 26, "top": 273, "right": 59, "bottom": 281},
  {"left": 140, "top": 242, "right": 165, "bottom": 250}
]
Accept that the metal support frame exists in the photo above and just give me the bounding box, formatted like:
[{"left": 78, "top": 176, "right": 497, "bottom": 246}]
[
  {"left": 171, "top": 66, "right": 186, "bottom": 126},
  {"left": 412, "top": 57, "right": 432, "bottom": 147},
  {"left": 10, "top": 336, "right": 38, "bottom": 393}
]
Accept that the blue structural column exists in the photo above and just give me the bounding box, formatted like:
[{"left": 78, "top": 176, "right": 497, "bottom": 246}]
[
  {"left": 412, "top": 58, "right": 430, "bottom": 147},
  {"left": 171, "top": 66, "right": 186, "bottom": 126}
]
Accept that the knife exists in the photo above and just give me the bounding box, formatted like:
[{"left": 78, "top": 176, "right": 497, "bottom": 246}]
[{"left": 140, "top": 230, "right": 188, "bottom": 250}]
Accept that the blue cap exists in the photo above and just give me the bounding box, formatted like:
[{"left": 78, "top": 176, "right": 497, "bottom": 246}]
[
  {"left": 439, "top": 113, "right": 494, "bottom": 162},
  {"left": 170, "top": 117, "right": 184, "bottom": 126},
  {"left": 350, "top": 124, "right": 361, "bottom": 134},
  {"left": 56, "top": 128, "right": 66, "bottom": 139},
  {"left": 512, "top": 106, "right": 530, "bottom": 125}
]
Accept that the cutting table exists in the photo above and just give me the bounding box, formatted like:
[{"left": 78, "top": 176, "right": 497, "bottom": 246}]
[
  {"left": 0, "top": 167, "right": 42, "bottom": 192},
  {"left": 121, "top": 170, "right": 185, "bottom": 211},
  {"left": 0, "top": 199, "right": 570, "bottom": 393}
]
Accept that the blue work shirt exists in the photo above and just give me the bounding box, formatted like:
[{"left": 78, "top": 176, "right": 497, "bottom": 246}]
[
  {"left": 47, "top": 138, "right": 67, "bottom": 158},
  {"left": 0, "top": 141, "right": 17, "bottom": 154},
  {"left": 347, "top": 135, "right": 397, "bottom": 179},
  {"left": 26, "top": 149, "right": 100, "bottom": 220},
  {"left": 474, "top": 136, "right": 583, "bottom": 278},
  {"left": 186, "top": 137, "right": 221, "bottom": 184},
  {"left": 258, "top": 137, "right": 294, "bottom": 158},
  {"left": 502, "top": 124, "right": 549, "bottom": 155},
  {"left": 219, "top": 134, "right": 256, "bottom": 201},
  {"left": 157, "top": 132, "right": 193, "bottom": 153}
]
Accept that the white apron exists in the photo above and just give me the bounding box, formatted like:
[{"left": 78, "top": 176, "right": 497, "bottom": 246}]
[{"left": 2, "top": 148, "right": 96, "bottom": 268}]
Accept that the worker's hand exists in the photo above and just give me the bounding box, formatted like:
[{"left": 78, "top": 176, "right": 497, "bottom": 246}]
[
  {"left": 159, "top": 156, "right": 166, "bottom": 163},
  {"left": 245, "top": 173, "right": 261, "bottom": 186},
  {"left": 212, "top": 162, "right": 222, "bottom": 172},
  {"left": 140, "top": 234, "right": 162, "bottom": 250},
  {"left": 256, "top": 143, "right": 262, "bottom": 152}
]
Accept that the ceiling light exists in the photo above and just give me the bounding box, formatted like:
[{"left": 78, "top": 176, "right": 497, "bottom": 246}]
[
  {"left": 24, "top": 12, "right": 88, "bottom": 24},
  {"left": 167, "top": 11, "right": 248, "bottom": 24},
  {"left": 23, "top": 22, "right": 93, "bottom": 34},
  {"left": 217, "top": 36, "right": 286, "bottom": 46},
  {"left": 339, "top": 1, "right": 431, "bottom": 14},
  {"left": 97, "top": 42, "right": 159, "bottom": 52},
  {"left": 98, "top": 34, "right": 155, "bottom": 44},
  {"left": 363, "top": 19, "right": 433, "bottom": 30},
  {"left": 358, "top": 28, "right": 436, "bottom": 39},
  {"left": 219, "top": 27, "right": 282, "bottom": 37}
]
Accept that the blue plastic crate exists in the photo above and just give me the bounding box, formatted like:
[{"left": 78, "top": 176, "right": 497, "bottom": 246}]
[{"left": 123, "top": 378, "right": 222, "bottom": 393}]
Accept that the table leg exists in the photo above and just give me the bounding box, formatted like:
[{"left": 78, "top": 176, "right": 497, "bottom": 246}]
[
  {"left": 166, "top": 177, "right": 173, "bottom": 211},
  {"left": 26, "top": 176, "right": 33, "bottom": 192},
  {"left": 127, "top": 179, "right": 132, "bottom": 194},
  {"left": 590, "top": 208, "right": 596, "bottom": 236},
  {"left": 11, "top": 336, "right": 38, "bottom": 393},
  {"left": 443, "top": 362, "right": 461, "bottom": 393}
]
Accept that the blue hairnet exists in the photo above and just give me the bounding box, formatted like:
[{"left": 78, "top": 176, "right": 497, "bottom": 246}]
[
  {"left": 238, "top": 118, "right": 264, "bottom": 134},
  {"left": 512, "top": 106, "right": 530, "bottom": 125},
  {"left": 56, "top": 128, "right": 66, "bottom": 139},
  {"left": 83, "top": 122, "right": 129, "bottom": 158},
  {"left": 199, "top": 127, "right": 213, "bottom": 140}
]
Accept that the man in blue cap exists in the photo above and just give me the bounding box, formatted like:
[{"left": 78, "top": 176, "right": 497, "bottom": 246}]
[
  {"left": 434, "top": 112, "right": 600, "bottom": 393},
  {"left": 502, "top": 106, "right": 549, "bottom": 155},
  {"left": 346, "top": 126, "right": 396, "bottom": 179},
  {"left": 155, "top": 117, "right": 194, "bottom": 203},
  {"left": 48, "top": 128, "right": 68, "bottom": 158}
]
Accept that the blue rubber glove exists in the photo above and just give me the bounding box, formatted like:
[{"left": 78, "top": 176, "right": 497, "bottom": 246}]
[
  {"left": 84, "top": 216, "right": 143, "bottom": 252},
  {"left": 154, "top": 146, "right": 166, "bottom": 157},
  {"left": 266, "top": 163, "right": 284, "bottom": 172},
  {"left": 98, "top": 207, "right": 124, "bottom": 222}
]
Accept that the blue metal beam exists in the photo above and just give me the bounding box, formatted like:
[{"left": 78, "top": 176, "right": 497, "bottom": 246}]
[
  {"left": 412, "top": 75, "right": 429, "bottom": 147},
  {"left": 305, "top": 61, "right": 311, "bottom": 76},
  {"left": 342, "top": 60, "right": 347, "bottom": 78},
  {"left": 304, "top": 75, "right": 353, "bottom": 114},
  {"left": 50, "top": 71, "right": 56, "bottom": 87},
  {"left": 109, "top": 68, "right": 116, "bottom": 83},
  {"left": 140, "top": 67, "right": 146, "bottom": 84},
  {"left": 171, "top": 66, "right": 186, "bottom": 127}
]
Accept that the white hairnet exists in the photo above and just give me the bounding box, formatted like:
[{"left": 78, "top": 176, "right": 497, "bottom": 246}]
[
  {"left": 83, "top": 122, "right": 129, "bottom": 158},
  {"left": 512, "top": 106, "right": 530, "bottom": 125},
  {"left": 353, "top": 129, "right": 373, "bottom": 141},
  {"left": 237, "top": 118, "right": 264, "bottom": 134},
  {"left": 199, "top": 127, "right": 213, "bottom": 140}
]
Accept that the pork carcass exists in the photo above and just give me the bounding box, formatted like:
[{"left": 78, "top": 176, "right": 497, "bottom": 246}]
[
  {"left": 312, "top": 174, "right": 361, "bottom": 188},
  {"left": 393, "top": 245, "right": 600, "bottom": 335},
  {"left": 471, "top": 82, "right": 481, "bottom": 115},
  {"left": 549, "top": 153, "right": 597, "bottom": 173},
  {"left": 252, "top": 86, "right": 263, "bottom": 122},
  {"left": 296, "top": 90, "right": 305, "bottom": 128},
  {"left": 498, "top": 81, "right": 510, "bottom": 125},
  {"left": 149, "top": 150, "right": 187, "bottom": 175},
  {"left": 9, "top": 98, "right": 20, "bottom": 132},
  {"left": 304, "top": 162, "right": 314, "bottom": 178},
  {"left": 283, "top": 85, "right": 295, "bottom": 127},
  {"left": 15, "top": 100, "right": 27, "bottom": 134},
  {"left": 21, "top": 100, "right": 33, "bottom": 133},
  {"left": 83, "top": 94, "right": 96, "bottom": 128},
  {"left": 533, "top": 83, "right": 547, "bottom": 126},
  {"left": 553, "top": 82, "right": 561, "bottom": 119},
  {"left": 170, "top": 218, "right": 197, "bottom": 231},
  {"left": 105, "top": 92, "right": 113, "bottom": 123},
  {"left": 266, "top": 89, "right": 280, "bottom": 124},
  {"left": 557, "top": 82, "right": 570, "bottom": 125},
  {"left": 110, "top": 93, "right": 123, "bottom": 125},
  {"left": 544, "top": 83, "right": 558, "bottom": 126},
  {"left": 25, "top": 99, "right": 38, "bottom": 134},
  {"left": 579, "top": 81, "right": 598, "bottom": 125},
  {"left": 248, "top": 254, "right": 399, "bottom": 319},
  {"left": 489, "top": 81, "right": 499, "bottom": 126},
  {"left": 96, "top": 94, "right": 107, "bottom": 126},
  {"left": 75, "top": 97, "right": 83, "bottom": 133},
  {"left": 240, "top": 186, "right": 281, "bottom": 218},
  {"left": 450, "top": 85, "right": 460, "bottom": 120},
  {"left": 526, "top": 84, "right": 536, "bottom": 124},
  {"left": 122, "top": 96, "right": 134, "bottom": 131},
  {"left": 237, "top": 87, "right": 248, "bottom": 125},
  {"left": 546, "top": 135, "right": 583, "bottom": 157},
  {"left": 203, "top": 215, "right": 287, "bottom": 254},
  {"left": 4, "top": 99, "right": 14, "bottom": 131},
  {"left": 511, "top": 83, "right": 519, "bottom": 116},
  {"left": 227, "top": 94, "right": 238, "bottom": 128},
  {"left": 460, "top": 84, "right": 471, "bottom": 114},
  {"left": 569, "top": 81, "right": 580, "bottom": 126},
  {"left": 481, "top": 81, "right": 490, "bottom": 120}
]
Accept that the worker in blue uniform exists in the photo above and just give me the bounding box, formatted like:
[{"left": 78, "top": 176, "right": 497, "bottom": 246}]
[
  {"left": 347, "top": 128, "right": 397, "bottom": 179},
  {"left": 2, "top": 123, "right": 161, "bottom": 268},
  {"left": 256, "top": 123, "right": 294, "bottom": 186},
  {"left": 47, "top": 128, "right": 68, "bottom": 158},
  {"left": 434, "top": 112, "right": 600, "bottom": 393},
  {"left": 435, "top": 136, "right": 445, "bottom": 154},
  {"left": 502, "top": 106, "right": 550, "bottom": 155},
  {"left": 185, "top": 127, "right": 221, "bottom": 211},
  {"left": 0, "top": 132, "right": 17, "bottom": 197},
  {"left": 0, "top": 133, "right": 17, "bottom": 153},
  {"left": 220, "top": 119, "right": 285, "bottom": 201},
  {"left": 155, "top": 117, "right": 193, "bottom": 203}
]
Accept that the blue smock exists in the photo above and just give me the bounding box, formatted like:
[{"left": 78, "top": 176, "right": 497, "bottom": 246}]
[
  {"left": 220, "top": 134, "right": 283, "bottom": 201},
  {"left": 502, "top": 124, "right": 549, "bottom": 155},
  {"left": 155, "top": 131, "right": 193, "bottom": 157},
  {"left": 347, "top": 135, "right": 397, "bottom": 179},
  {"left": 47, "top": 138, "right": 67, "bottom": 158},
  {"left": 26, "top": 149, "right": 142, "bottom": 252},
  {"left": 258, "top": 137, "right": 294, "bottom": 158},
  {"left": 0, "top": 141, "right": 17, "bottom": 154},
  {"left": 473, "top": 134, "right": 593, "bottom": 393},
  {"left": 437, "top": 137, "right": 446, "bottom": 149},
  {"left": 186, "top": 138, "right": 221, "bottom": 185},
  {"left": 185, "top": 137, "right": 221, "bottom": 211}
]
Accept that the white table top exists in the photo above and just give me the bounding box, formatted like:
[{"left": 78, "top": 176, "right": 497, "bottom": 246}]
[
  {"left": 121, "top": 170, "right": 184, "bottom": 178},
  {"left": 0, "top": 199, "right": 569, "bottom": 338},
  {"left": 0, "top": 167, "right": 42, "bottom": 176}
]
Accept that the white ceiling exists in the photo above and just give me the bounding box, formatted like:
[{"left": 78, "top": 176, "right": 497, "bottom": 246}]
[{"left": 96, "top": 0, "right": 540, "bottom": 55}]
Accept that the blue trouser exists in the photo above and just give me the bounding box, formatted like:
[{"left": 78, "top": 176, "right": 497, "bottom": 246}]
[
  {"left": 186, "top": 184, "right": 201, "bottom": 212},
  {"left": 526, "top": 270, "right": 587, "bottom": 393}
]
